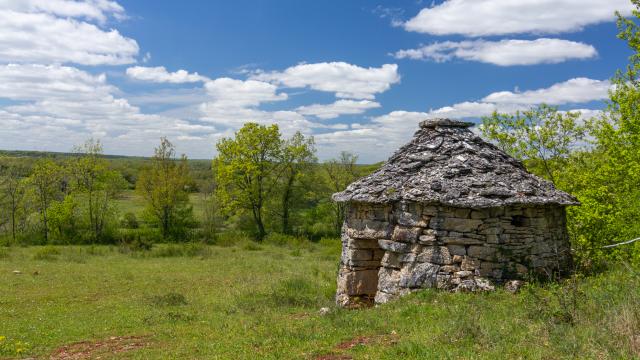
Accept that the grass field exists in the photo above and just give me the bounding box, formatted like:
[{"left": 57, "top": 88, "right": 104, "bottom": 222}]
[{"left": 1, "top": 242, "right": 639, "bottom": 359}]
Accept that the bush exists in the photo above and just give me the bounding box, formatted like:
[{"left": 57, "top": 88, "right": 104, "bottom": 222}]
[
  {"left": 117, "top": 229, "right": 157, "bottom": 252},
  {"left": 209, "top": 231, "right": 252, "bottom": 247},
  {"left": 150, "top": 292, "right": 188, "bottom": 306},
  {"left": 121, "top": 212, "right": 139, "bottom": 229},
  {"left": 32, "top": 246, "right": 61, "bottom": 261},
  {"left": 149, "top": 242, "right": 212, "bottom": 258},
  {"left": 263, "top": 233, "right": 310, "bottom": 248}
]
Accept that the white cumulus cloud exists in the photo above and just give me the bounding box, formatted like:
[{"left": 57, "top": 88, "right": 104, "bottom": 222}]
[
  {"left": 126, "top": 66, "right": 209, "bottom": 83},
  {"left": 296, "top": 100, "right": 381, "bottom": 119},
  {"left": 0, "top": 0, "right": 125, "bottom": 23},
  {"left": 482, "top": 77, "right": 610, "bottom": 105},
  {"left": 203, "top": 78, "right": 288, "bottom": 108},
  {"left": 403, "top": 0, "right": 634, "bottom": 37},
  {"left": 0, "top": 64, "right": 220, "bottom": 157},
  {"left": 0, "top": 9, "right": 138, "bottom": 65},
  {"left": 251, "top": 62, "right": 400, "bottom": 99},
  {"left": 393, "top": 39, "right": 597, "bottom": 66}
]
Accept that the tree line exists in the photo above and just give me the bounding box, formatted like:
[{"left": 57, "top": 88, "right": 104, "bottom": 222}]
[{"left": 0, "top": 129, "right": 369, "bottom": 245}]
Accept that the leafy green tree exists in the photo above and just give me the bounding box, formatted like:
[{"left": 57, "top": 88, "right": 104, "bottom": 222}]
[
  {"left": 215, "top": 123, "right": 283, "bottom": 240},
  {"left": 0, "top": 163, "right": 29, "bottom": 242},
  {"left": 47, "top": 194, "right": 80, "bottom": 243},
  {"left": 480, "top": 104, "right": 586, "bottom": 183},
  {"left": 27, "top": 159, "right": 63, "bottom": 243},
  {"left": 562, "top": 1, "right": 640, "bottom": 263},
  {"left": 69, "top": 139, "right": 126, "bottom": 242},
  {"left": 278, "top": 132, "right": 317, "bottom": 234},
  {"left": 137, "top": 138, "right": 195, "bottom": 240},
  {"left": 324, "top": 151, "right": 360, "bottom": 233}
]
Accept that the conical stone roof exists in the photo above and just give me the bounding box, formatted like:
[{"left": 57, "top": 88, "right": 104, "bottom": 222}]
[{"left": 332, "top": 118, "right": 579, "bottom": 208}]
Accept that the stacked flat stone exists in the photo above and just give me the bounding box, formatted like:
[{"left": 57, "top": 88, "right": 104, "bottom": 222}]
[{"left": 333, "top": 118, "right": 578, "bottom": 308}]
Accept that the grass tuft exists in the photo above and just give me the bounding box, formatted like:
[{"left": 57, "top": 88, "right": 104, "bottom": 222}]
[{"left": 150, "top": 292, "right": 188, "bottom": 307}]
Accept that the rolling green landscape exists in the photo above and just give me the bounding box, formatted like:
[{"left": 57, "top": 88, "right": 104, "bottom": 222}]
[
  {"left": 3, "top": 1, "right": 640, "bottom": 359},
  {"left": 1, "top": 244, "right": 639, "bottom": 359}
]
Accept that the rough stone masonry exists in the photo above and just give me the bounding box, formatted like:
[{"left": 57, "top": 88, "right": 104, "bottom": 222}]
[{"left": 332, "top": 118, "right": 579, "bottom": 307}]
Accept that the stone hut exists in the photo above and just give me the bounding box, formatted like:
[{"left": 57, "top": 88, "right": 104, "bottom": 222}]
[{"left": 333, "top": 118, "right": 579, "bottom": 307}]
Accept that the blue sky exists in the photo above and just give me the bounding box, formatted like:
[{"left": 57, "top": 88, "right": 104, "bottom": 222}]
[{"left": 0, "top": 0, "right": 635, "bottom": 162}]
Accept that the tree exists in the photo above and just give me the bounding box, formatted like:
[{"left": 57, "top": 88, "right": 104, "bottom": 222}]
[
  {"left": 324, "top": 151, "right": 360, "bottom": 233},
  {"left": 27, "top": 159, "right": 63, "bottom": 243},
  {"left": 137, "top": 138, "right": 194, "bottom": 240},
  {"left": 0, "top": 162, "right": 29, "bottom": 242},
  {"left": 215, "top": 123, "right": 283, "bottom": 240},
  {"left": 278, "top": 132, "right": 317, "bottom": 234},
  {"left": 563, "top": 1, "right": 640, "bottom": 262},
  {"left": 480, "top": 104, "right": 586, "bottom": 183},
  {"left": 69, "top": 139, "right": 125, "bottom": 242}
]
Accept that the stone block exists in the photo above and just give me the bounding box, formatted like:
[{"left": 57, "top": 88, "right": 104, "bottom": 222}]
[
  {"left": 392, "top": 226, "right": 421, "bottom": 243},
  {"left": 337, "top": 269, "right": 379, "bottom": 296},
  {"left": 440, "top": 236, "right": 484, "bottom": 245},
  {"left": 441, "top": 217, "right": 483, "bottom": 232},
  {"left": 422, "top": 205, "right": 438, "bottom": 216},
  {"left": 397, "top": 211, "right": 428, "bottom": 227},
  {"left": 436, "top": 274, "right": 454, "bottom": 290},
  {"left": 440, "top": 265, "right": 460, "bottom": 273},
  {"left": 461, "top": 257, "right": 480, "bottom": 271},
  {"left": 348, "top": 238, "right": 379, "bottom": 249},
  {"left": 378, "top": 267, "right": 401, "bottom": 294},
  {"left": 454, "top": 270, "right": 473, "bottom": 278},
  {"left": 399, "top": 262, "right": 440, "bottom": 288},
  {"left": 349, "top": 260, "right": 381, "bottom": 268},
  {"left": 378, "top": 239, "right": 411, "bottom": 253},
  {"left": 381, "top": 253, "right": 400, "bottom": 269},
  {"left": 416, "top": 246, "right": 452, "bottom": 265},
  {"left": 467, "top": 245, "right": 496, "bottom": 260},
  {"left": 348, "top": 249, "right": 373, "bottom": 261},
  {"left": 423, "top": 229, "right": 447, "bottom": 236},
  {"left": 453, "top": 208, "right": 471, "bottom": 218},
  {"left": 418, "top": 234, "right": 436, "bottom": 245},
  {"left": 470, "top": 209, "right": 490, "bottom": 219},
  {"left": 374, "top": 291, "right": 396, "bottom": 304},
  {"left": 453, "top": 278, "right": 495, "bottom": 292},
  {"left": 447, "top": 245, "right": 466, "bottom": 256},
  {"left": 345, "top": 219, "right": 392, "bottom": 239},
  {"left": 428, "top": 216, "right": 444, "bottom": 229},
  {"left": 452, "top": 255, "right": 464, "bottom": 263}
]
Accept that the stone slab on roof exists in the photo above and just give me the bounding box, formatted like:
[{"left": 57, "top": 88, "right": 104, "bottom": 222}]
[{"left": 332, "top": 118, "right": 579, "bottom": 208}]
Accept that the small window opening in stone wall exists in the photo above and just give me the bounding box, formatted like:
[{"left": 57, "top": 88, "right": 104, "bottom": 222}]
[{"left": 511, "top": 215, "right": 526, "bottom": 227}]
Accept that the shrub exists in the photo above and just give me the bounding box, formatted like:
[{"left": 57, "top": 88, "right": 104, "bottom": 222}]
[
  {"left": 150, "top": 292, "right": 188, "bottom": 306},
  {"left": 209, "top": 231, "right": 252, "bottom": 247},
  {"left": 121, "top": 212, "right": 139, "bottom": 229},
  {"left": 263, "top": 233, "right": 310, "bottom": 248},
  {"left": 149, "top": 242, "right": 212, "bottom": 258},
  {"left": 32, "top": 246, "right": 61, "bottom": 261},
  {"left": 118, "top": 229, "right": 156, "bottom": 252}
]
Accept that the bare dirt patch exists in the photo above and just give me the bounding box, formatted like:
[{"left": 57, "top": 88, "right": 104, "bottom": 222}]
[
  {"left": 49, "top": 335, "right": 151, "bottom": 359},
  {"left": 313, "top": 333, "right": 399, "bottom": 360},
  {"left": 314, "top": 355, "right": 352, "bottom": 360}
]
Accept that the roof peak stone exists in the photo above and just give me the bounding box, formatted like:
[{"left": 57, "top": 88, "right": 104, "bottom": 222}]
[{"left": 419, "top": 118, "right": 475, "bottom": 129}]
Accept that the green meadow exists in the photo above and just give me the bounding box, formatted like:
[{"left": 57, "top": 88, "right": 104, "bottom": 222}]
[{"left": 1, "top": 243, "right": 638, "bottom": 359}]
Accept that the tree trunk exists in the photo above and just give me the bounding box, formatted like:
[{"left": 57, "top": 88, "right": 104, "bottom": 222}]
[
  {"left": 281, "top": 174, "right": 295, "bottom": 235},
  {"left": 252, "top": 205, "right": 266, "bottom": 241},
  {"left": 11, "top": 199, "right": 16, "bottom": 242}
]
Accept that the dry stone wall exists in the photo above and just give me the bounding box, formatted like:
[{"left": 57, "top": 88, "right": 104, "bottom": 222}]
[{"left": 336, "top": 201, "right": 572, "bottom": 307}]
